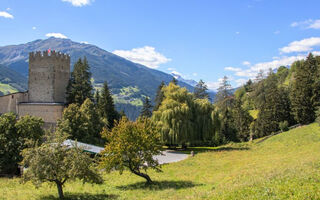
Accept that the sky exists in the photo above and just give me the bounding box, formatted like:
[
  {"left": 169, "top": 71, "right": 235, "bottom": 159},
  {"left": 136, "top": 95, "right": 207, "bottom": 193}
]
[{"left": 1, "top": 0, "right": 320, "bottom": 90}]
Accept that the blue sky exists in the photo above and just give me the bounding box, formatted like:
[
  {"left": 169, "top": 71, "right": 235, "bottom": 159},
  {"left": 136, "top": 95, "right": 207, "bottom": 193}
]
[{"left": 1, "top": 0, "right": 320, "bottom": 90}]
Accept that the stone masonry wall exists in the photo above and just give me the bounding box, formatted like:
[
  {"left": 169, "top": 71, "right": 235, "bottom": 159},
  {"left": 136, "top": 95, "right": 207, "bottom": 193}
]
[
  {"left": 28, "top": 51, "right": 70, "bottom": 103},
  {"left": 18, "top": 103, "right": 64, "bottom": 124},
  {"left": 0, "top": 92, "right": 28, "bottom": 114}
]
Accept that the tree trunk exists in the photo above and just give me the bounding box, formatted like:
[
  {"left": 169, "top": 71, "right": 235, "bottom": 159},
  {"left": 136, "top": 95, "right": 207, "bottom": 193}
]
[
  {"left": 130, "top": 169, "right": 152, "bottom": 184},
  {"left": 56, "top": 181, "right": 64, "bottom": 199}
]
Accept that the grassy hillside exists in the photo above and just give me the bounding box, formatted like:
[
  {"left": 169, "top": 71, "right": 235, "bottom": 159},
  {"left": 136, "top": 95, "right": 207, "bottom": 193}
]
[
  {"left": 1, "top": 123, "right": 320, "bottom": 199},
  {"left": 0, "top": 64, "right": 27, "bottom": 94}
]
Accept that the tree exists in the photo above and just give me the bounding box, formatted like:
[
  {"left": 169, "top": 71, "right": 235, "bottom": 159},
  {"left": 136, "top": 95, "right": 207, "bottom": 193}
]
[
  {"left": 21, "top": 131, "right": 103, "bottom": 199},
  {"left": 290, "top": 54, "right": 320, "bottom": 124},
  {"left": 57, "top": 99, "right": 104, "bottom": 145},
  {"left": 215, "top": 76, "right": 233, "bottom": 108},
  {"left": 170, "top": 77, "right": 178, "bottom": 85},
  {"left": 153, "top": 81, "right": 165, "bottom": 112},
  {"left": 152, "top": 83, "right": 219, "bottom": 146},
  {"left": 66, "top": 57, "right": 93, "bottom": 105},
  {"left": 140, "top": 97, "right": 153, "bottom": 118},
  {"left": 98, "top": 81, "right": 119, "bottom": 129},
  {"left": 99, "top": 117, "right": 161, "bottom": 184},
  {"left": 254, "top": 70, "right": 293, "bottom": 137},
  {"left": 0, "top": 113, "right": 44, "bottom": 175},
  {"left": 215, "top": 76, "right": 236, "bottom": 142},
  {"left": 194, "top": 79, "right": 209, "bottom": 100},
  {"left": 232, "top": 99, "right": 253, "bottom": 141}
]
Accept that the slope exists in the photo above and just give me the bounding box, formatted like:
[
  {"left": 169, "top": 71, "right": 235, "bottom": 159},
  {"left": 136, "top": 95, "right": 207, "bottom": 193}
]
[{"left": 1, "top": 123, "right": 320, "bottom": 199}]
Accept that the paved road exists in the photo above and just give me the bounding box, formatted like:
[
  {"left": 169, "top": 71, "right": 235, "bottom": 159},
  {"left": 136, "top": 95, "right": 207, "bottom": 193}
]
[{"left": 154, "top": 151, "right": 189, "bottom": 164}]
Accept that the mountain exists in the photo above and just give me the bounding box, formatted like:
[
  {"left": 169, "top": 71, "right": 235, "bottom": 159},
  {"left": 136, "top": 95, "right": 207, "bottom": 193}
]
[
  {"left": 0, "top": 37, "right": 198, "bottom": 119},
  {"left": 0, "top": 64, "right": 27, "bottom": 94}
]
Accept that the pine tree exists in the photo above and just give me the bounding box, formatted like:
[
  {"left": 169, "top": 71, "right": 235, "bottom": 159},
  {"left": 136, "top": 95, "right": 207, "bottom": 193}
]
[
  {"left": 232, "top": 98, "right": 253, "bottom": 141},
  {"left": 254, "top": 70, "right": 293, "bottom": 137},
  {"left": 94, "top": 89, "right": 100, "bottom": 104},
  {"left": 215, "top": 76, "right": 233, "bottom": 108},
  {"left": 194, "top": 79, "right": 209, "bottom": 100},
  {"left": 170, "top": 77, "right": 178, "bottom": 85},
  {"left": 140, "top": 97, "right": 153, "bottom": 118},
  {"left": 98, "top": 81, "right": 119, "bottom": 129},
  {"left": 153, "top": 81, "right": 165, "bottom": 112},
  {"left": 66, "top": 57, "right": 93, "bottom": 105},
  {"left": 290, "top": 53, "right": 319, "bottom": 124}
]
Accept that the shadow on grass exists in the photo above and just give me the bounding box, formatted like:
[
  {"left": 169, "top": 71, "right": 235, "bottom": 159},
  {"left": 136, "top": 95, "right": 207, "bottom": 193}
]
[
  {"left": 40, "top": 193, "right": 119, "bottom": 200},
  {"left": 116, "top": 180, "right": 201, "bottom": 190}
]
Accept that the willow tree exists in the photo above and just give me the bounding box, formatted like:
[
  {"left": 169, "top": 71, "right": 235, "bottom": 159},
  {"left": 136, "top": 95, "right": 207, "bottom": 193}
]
[{"left": 152, "top": 83, "right": 219, "bottom": 147}]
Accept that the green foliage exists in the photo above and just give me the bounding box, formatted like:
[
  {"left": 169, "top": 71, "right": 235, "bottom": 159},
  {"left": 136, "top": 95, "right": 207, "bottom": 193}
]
[
  {"left": 57, "top": 99, "right": 104, "bottom": 145},
  {"left": 21, "top": 131, "right": 103, "bottom": 199},
  {"left": 290, "top": 54, "right": 320, "bottom": 124},
  {"left": 97, "top": 81, "right": 119, "bottom": 129},
  {"left": 153, "top": 81, "right": 165, "bottom": 112},
  {"left": 279, "top": 121, "right": 289, "bottom": 132},
  {"left": 66, "top": 57, "right": 93, "bottom": 105},
  {"left": 152, "top": 83, "right": 219, "bottom": 146},
  {"left": 3, "top": 123, "right": 320, "bottom": 199},
  {"left": 193, "top": 79, "right": 209, "bottom": 100},
  {"left": 140, "top": 97, "right": 153, "bottom": 118},
  {"left": 232, "top": 99, "right": 253, "bottom": 141},
  {"left": 0, "top": 113, "right": 44, "bottom": 175},
  {"left": 252, "top": 70, "right": 293, "bottom": 137},
  {"left": 99, "top": 117, "right": 161, "bottom": 184}
]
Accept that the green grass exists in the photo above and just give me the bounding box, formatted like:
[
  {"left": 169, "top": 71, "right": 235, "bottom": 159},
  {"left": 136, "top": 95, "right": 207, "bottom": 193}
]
[
  {"left": 2, "top": 123, "right": 320, "bottom": 199},
  {"left": 0, "top": 83, "right": 18, "bottom": 95}
]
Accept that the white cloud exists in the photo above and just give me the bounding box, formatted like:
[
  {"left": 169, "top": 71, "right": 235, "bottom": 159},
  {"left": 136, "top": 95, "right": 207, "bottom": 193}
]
[
  {"left": 279, "top": 37, "right": 320, "bottom": 54},
  {"left": 242, "top": 61, "right": 251, "bottom": 66},
  {"left": 225, "top": 66, "right": 241, "bottom": 72},
  {"left": 309, "top": 19, "right": 320, "bottom": 29},
  {"left": 207, "top": 81, "right": 221, "bottom": 91},
  {"left": 192, "top": 73, "right": 198, "bottom": 76},
  {"left": 6, "top": 8, "right": 11, "bottom": 11},
  {"left": 236, "top": 31, "right": 240, "bottom": 35},
  {"left": 167, "top": 67, "right": 176, "bottom": 71},
  {"left": 0, "top": 11, "right": 14, "bottom": 19},
  {"left": 61, "top": 0, "right": 93, "bottom": 7},
  {"left": 80, "top": 41, "right": 89, "bottom": 44},
  {"left": 235, "top": 79, "right": 247, "bottom": 86},
  {"left": 45, "top": 32, "right": 68, "bottom": 39},
  {"left": 113, "top": 46, "right": 171, "bottom": 69},
  {"left": 32, "top": 26, "right": 36, "bottom": 30},
  {"left": 291, "top": 19, "right": 320, "bottom": 29}
]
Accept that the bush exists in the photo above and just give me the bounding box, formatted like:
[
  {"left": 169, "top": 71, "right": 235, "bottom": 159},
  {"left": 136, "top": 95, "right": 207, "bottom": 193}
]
[{"left": 279, "top": 121, "right": 289, "bottom": 132}]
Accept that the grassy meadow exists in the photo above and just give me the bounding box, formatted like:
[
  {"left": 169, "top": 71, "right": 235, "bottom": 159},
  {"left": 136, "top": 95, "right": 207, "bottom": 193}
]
[{"left": 1, "top": 123, "right": 320, "bottom": 200}]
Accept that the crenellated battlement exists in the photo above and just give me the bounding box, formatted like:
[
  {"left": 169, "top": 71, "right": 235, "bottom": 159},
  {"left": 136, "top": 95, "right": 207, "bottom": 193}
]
[{"left": 29, "top": 50, "right": 70, "bottom": 63}]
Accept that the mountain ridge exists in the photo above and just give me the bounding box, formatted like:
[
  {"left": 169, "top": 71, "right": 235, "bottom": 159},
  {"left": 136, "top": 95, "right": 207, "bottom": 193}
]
[{"left": 0, "top": 37, "right": 212, "bottom": 119}]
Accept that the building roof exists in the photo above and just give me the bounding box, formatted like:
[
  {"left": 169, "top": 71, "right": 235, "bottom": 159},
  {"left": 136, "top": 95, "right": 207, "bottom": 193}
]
[{"left": 63, "top": 139, "right": 104, "bottom": 154}]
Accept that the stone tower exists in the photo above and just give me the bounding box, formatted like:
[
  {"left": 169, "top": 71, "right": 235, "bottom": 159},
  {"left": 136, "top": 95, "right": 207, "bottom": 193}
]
[{"left": 28, "top": 51, "right": 70, "bottom": 103}]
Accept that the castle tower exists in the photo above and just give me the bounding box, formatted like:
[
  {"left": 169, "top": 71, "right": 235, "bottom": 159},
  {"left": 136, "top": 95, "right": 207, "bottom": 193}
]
[{"left": 28, "top": 51, "right": 70, "bottom": 103}]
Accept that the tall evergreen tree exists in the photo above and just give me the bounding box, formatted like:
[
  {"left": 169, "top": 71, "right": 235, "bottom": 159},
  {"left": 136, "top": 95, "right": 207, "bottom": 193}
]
[
  {"left": 153, "top": 81, "right": 165, "bottom": 112},
  {"left": 215, "top": 76, "right": 236, "bottom": 142},
  {"left": 290, "top": 53, "right": 320, "bottom": 124},
  {"left": 66, "top": 57, "right": 93, "bottom": 105},
  {"left": 194, "top": 79, "right": 209, "bottom": 100},
  {"left": 254, "top": 70, "right": 293, "bottom": 137},
  {"left": 170, "top": 77, "right": 178, "bottom": 85},
  {"left": 232, "top": 98, "right": 253, "bottom": 141},
  {"left": 140, "top": 97, "right": 153, "bottom": 118},
  {"left": 98, "top": 81, "right": 119, "bottom": 129}
]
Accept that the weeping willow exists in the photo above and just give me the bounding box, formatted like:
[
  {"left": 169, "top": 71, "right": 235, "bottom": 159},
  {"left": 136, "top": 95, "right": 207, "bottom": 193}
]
[{"left": 152, "top": 83, "right": 220, "bottom": 146}]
